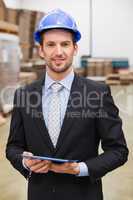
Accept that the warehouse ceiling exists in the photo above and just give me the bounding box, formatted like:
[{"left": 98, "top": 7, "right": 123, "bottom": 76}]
[{"left": 3, "top": 0, "right": 85, "bottom": 12}]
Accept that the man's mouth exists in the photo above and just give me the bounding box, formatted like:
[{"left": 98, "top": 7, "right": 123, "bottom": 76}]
[{"left": 52, "top": 58, "right": 66, "bottom": 65}]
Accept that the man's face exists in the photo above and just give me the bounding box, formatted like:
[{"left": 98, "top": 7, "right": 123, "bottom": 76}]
[{"left": 39, "top": 29, "right": 78, "bottom": 74}]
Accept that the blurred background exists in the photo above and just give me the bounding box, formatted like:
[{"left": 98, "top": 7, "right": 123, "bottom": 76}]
[{"left": 0, "top": 0, "right": 133, "bottom": 200}]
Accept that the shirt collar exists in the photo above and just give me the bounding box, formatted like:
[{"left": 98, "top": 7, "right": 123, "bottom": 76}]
[{"left": 44, "top": 69, "right": 74, "bottom": 91}]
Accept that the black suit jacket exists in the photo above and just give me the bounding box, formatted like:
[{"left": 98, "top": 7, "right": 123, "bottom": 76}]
[{"left": 6, "top": 74, "right": 128, "bottom": 200}]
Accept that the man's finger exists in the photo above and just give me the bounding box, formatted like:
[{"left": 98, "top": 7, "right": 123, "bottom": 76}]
[
  {"left": 31, "top": 160, "right": 50, "bottom": 170},
  {"left": 52, "top": 162, "right": 78, "bottom": 170},
  {"left": 27, "top": 160, "right": 42, "bottom": 168},
  {"left": 23, "top": 151, "right": 34, "bottom": 168},
  {"left": 50, "top": 162, "right": 79, "bottom": 174},
  {"left": 30, "top": 161, "right": 50, "bottom": 171},
  {"left": 35, "top": 164, "right": 50, "bottom": 173}
]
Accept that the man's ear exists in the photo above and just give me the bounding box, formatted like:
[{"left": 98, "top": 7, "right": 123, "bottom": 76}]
[
  {"left": 38, "top": 45, "right": 45, "bottom": 59},
  {"left": 74, "top": 44, "right": 78, "bottom": 56}
]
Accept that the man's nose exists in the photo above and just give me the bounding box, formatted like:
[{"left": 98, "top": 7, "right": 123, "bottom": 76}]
[{"left": 55, "top": 45, "right": 63, "bottom": 55}]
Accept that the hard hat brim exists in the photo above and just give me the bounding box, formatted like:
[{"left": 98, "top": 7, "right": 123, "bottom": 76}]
[{"left": 34, "top": 26, "right": 81, "bottom": 44}]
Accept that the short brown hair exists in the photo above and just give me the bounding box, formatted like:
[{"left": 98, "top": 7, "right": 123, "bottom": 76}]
[{"left": 39, "top": 28, "right": 76, "bottom": 46}]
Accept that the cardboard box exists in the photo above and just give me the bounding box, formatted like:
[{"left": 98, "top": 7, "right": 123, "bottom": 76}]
[
  {"left": 0, "top": 7, "right": 5, "bottom": 21},
  {"left": 19, "top": 10, "right": 43, "bottom": 61},
  {"left": 86, "top": 66, "right": 96, "bottom": 76},
  {"left": 19, "top": 11, "right": 32, "bottom": 60},
  {"left": 95, "top": 62, "right": 104, "bottom": 76},
  {"left": 0, "top": 20, "right": 18, "bottom": 34},
  {"left": 103, "top": 61, "right": 113, "bottom": 76},
  {"left": 74, "top": 67, "right": 86, "bottom": 77},
  {"left": 106, "top": 74, "right": 120, "bottom": 85},
  {"left": 0, "top": 0, "right": 6, "bottom": 21},
  {"left": 7, "top": 9, "right": 17, "bottom": 24}
]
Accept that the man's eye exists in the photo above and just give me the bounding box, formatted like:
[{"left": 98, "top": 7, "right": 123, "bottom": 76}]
[
  {"left": 62, "top": 43, "right": 70, "bottom": 47},
  {"left": 47, "top": 43, "right": 55, "bottom": 47}
]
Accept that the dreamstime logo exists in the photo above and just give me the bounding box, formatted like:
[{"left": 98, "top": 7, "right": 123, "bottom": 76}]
[{"left": 114, "top": 88, "right": 133, "bottom": 117}]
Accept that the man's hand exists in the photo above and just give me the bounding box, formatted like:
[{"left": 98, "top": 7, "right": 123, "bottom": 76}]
[
  {"left": 23, "top": 152, "right": 80, "bottom": 175},
  {"left": 23, "top": 151, "right": 51, "bottom": 173},
  {"left": 50, "top": 162, "right": 80, "bottom": 175}
]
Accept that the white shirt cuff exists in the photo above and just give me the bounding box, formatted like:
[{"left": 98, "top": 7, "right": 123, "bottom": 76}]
[
  {"left": 77, "top": 162, "right": 89, "bottom": 177},
  {"left": 22, "top": 159, "right": 30, "bottom": 171}
]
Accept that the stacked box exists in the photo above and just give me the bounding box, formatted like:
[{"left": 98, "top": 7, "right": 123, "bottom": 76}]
[
  {"left": 0, "top": 0, "right": 6, "bottom": 21},
  {"left": 119, "top": 70, "right": 133, "bottom": 85},
  {"left": 19, "top": 10, "right": 44, "bottom": 61},
  {"left": 0, "top": 40, "right": 20, "bottom": 113},
  {"left": 86, "top": 60, "right": 96, "bottom": 76},
  {"left": 0, "top": 2, "right": 18, "bottom": 24},
  {"left": 106, "top": 74, "right": 120, "bottom": 85},
  {"left": 35, "top": 11, "right": 45, "bottom": 28},
  {"left": 7, "top": 9, "right": 17, "bottom": 24},
  {"left": 86, "top": 67, "right": 96, "bottom": 76},
  {"left": 74, "top": 67, "right": 86, "bottom": 77},
  {"left": 0, "top": 7, "right": 5, "bottom": 21},
  {"left": 103, "top": 61, "right": 113, "bottom": 75},
  {"left": 20, "top": 60, "right": 46, "bottom": 80},
  {"left": 0, "top": 21, "right": 18, "bottom": 35},
  {"left": 85, "top": 58, "right": 113, "bottom": 77},
  {"left": 130, "top": 71, "right": 133, "bottom": 84},
  {"left": 19, "top": 10, "right": 32, "bottom": 61},
  {"left": 19, "top": 72, "right": 37, "bottom": 85},
  {"left": 29, "top": 11, "right": 37, "bottom": 59},
  {"left": 95, "top": 61, "right": 104, "bottom": 76}
]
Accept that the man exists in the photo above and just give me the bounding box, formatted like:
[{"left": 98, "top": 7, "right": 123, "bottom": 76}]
[{"left": 6, "top": 9, "right": 128, "bottom": 200}]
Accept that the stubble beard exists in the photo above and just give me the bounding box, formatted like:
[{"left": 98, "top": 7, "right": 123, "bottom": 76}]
[{"left": 47, "top": 60, "right": 73, "bottom": 73}]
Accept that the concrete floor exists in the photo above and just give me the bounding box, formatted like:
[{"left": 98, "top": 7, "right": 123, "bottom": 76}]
[{"left": 0, "top": 85, "right": 133, "bottom": 200}]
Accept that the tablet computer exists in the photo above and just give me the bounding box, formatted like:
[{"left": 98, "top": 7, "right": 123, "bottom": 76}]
[{"left": 22, "top": 155, "right": 78, "bottom": 164}]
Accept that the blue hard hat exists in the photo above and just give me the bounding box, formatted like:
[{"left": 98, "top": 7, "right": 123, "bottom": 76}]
[{"left": 34, "top": 9, "right": 81, "bottom": 43}]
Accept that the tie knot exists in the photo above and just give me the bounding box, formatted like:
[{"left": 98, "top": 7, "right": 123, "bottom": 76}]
[{"left": 51, "top": 83, "right": 63, "bottom": 93}]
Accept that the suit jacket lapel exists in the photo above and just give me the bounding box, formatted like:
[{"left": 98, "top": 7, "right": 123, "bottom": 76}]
[
  {"left": 31, "top": 75, "right": 55, "bottom": 153},
  {"left": 55, "top": 74, "right": 84, "bottom": 153}
]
